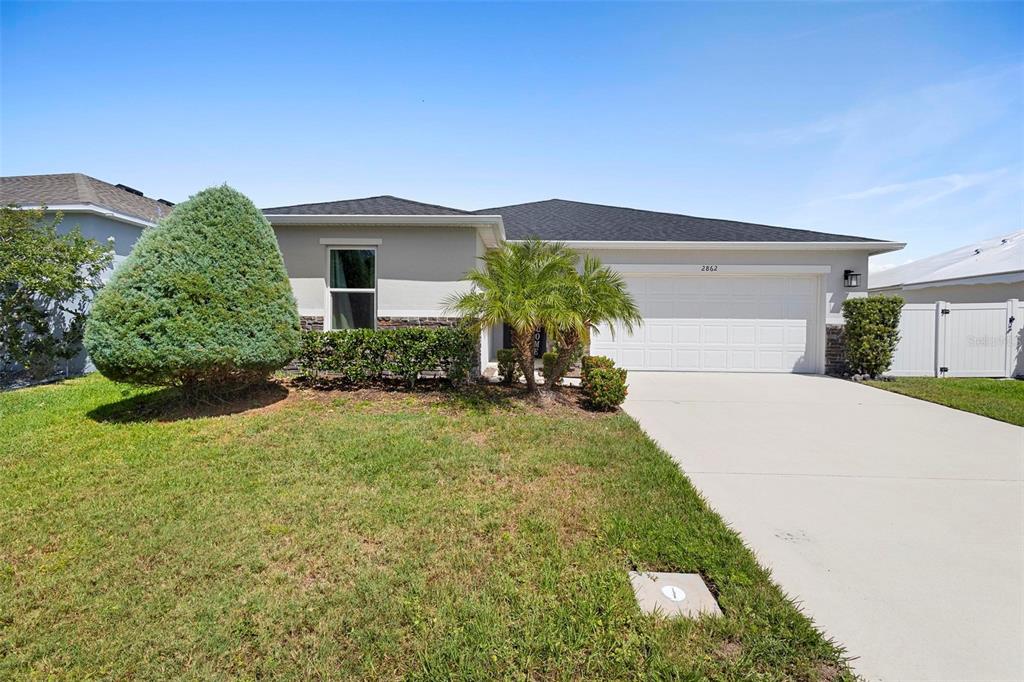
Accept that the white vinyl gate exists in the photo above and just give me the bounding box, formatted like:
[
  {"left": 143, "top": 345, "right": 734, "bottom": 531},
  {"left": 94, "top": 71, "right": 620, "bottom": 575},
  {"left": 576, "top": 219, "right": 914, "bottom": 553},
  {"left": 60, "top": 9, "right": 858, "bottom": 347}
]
[{"left": 889, "top": 299, "right": 1023, "bottom": 378}]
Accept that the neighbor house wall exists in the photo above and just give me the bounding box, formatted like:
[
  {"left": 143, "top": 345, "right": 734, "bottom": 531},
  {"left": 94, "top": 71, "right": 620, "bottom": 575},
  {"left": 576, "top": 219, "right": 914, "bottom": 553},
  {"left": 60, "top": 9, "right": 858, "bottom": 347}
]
[
  {"left": 272, "top": 224, "right": 480, "bottom": 328},
  {"left": 871, "top": 281, "right": 1023, "bottom": 304},
  {"left": 32, "top": 212, "right": 146, "bottom": 378}
]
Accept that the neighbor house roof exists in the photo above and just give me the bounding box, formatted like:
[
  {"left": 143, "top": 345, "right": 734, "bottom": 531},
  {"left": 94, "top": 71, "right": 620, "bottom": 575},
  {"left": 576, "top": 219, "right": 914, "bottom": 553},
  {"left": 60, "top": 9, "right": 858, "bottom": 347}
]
[
  {"left": 0, "top": 173, "right": 174, "bottom": 224},
  {"left": 470, "top": 198, "right": 887, "bottom": 243},
  {"left": 263, "top": 195, "right": 472, "bottom": 216},
  {"left": 871, "top": 230, "right": 1024, "bottom": 290}
]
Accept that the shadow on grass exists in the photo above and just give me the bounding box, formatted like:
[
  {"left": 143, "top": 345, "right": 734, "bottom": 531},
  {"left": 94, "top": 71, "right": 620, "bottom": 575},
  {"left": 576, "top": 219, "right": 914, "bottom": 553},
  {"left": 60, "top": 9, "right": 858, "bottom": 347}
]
[
  {"left": 88, "top": 382, "right": 290, "bottom": 424},
  {"left": 290, "top": 375, "right": 520, "bottom": 413}
]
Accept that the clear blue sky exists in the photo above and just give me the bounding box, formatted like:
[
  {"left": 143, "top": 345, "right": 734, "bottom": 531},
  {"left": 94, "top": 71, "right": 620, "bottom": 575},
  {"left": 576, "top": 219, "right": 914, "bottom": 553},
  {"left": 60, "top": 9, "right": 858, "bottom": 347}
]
[{"left": 2, "top": 1, "right": 1021, "bottom": 267}]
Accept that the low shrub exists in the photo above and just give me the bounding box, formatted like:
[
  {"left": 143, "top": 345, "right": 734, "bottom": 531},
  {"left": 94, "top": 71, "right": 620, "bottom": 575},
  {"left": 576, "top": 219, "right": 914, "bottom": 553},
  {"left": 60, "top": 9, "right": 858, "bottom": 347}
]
[
  {"left": 580, "top": 355, "right": 627, "bottom": 409},
  {"left": 580, "top": 355, "right": 615, "bottom": 393},
  {"left": 584, "top": 367, "right": 628, "bottom": 410},
  {"left": 299, "top": 326, "right": 476, "bottom": 388},
  {"left": 542, "top": 351, "right": 559, "bottom": 383},
  {"left": 496, "top": 348, "right": 521, "bottom": 385},
  {"left": 842, "top": 296, "right": 903, "bottom": 378}
]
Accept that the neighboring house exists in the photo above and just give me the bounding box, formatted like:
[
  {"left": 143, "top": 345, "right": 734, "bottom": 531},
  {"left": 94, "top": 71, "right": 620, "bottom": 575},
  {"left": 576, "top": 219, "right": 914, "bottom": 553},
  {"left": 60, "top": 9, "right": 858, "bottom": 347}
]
[
  {"left": 870, "top": 230, "right": 1023, "bottom": 304},
  {"left": 0, "top": 173, "right": 174, "bottom": 270},
  {"left": 0, "top": 173, "right": 174, "bottom": 374},
  {"left": 263, "top": 196, "right": 903, "bottom": 374}
]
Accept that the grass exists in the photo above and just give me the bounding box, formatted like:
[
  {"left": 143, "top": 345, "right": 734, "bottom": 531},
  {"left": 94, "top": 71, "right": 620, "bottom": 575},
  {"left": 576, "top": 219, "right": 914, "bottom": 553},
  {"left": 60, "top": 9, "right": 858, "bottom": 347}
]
[
  {"left": 865, "top": 377, "right": 1024, "bottom": 427},
  {"left": 1, "top": 375, "right": 852, "bottom": 680}
]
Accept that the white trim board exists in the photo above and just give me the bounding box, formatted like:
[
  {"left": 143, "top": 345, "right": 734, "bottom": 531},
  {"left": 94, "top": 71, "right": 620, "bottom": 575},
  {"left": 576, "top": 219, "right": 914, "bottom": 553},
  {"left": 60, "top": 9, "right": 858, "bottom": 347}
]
[
  {"left": 319, "top": 237, "right": 383, "bottom": 245},
  {"left": 530, "top": 240, "right": 905, "bottom": 254},
  {"left": 608, "top": 264, "right": 832, "bottom": 275},
  {"left": 13, "top": 203, "right": 157, "bottom": 228}
]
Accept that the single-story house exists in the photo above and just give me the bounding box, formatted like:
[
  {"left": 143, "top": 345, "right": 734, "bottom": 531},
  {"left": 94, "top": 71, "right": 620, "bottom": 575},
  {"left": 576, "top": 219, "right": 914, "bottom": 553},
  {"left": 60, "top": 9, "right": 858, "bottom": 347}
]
[
  {"left": 870, "top": 230, "right": 1023, "bottom": 304},
  {"left": 263, "top": 196, "right": 904, "bottom": 374},
  {"left": 0, "top": 173, "right": 174, "bottom": 375}
]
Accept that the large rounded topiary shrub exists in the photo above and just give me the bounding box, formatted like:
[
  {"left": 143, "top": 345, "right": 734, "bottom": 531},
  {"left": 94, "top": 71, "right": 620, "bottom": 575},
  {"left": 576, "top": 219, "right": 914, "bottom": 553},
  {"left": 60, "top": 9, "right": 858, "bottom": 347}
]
[{"left": 85, "top": 185, "right": 300, "bottom": 390}]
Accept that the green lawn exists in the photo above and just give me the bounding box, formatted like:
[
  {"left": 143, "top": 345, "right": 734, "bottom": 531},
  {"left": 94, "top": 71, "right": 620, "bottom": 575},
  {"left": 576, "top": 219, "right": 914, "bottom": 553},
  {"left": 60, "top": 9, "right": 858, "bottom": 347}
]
[
  {"left": 1, "top": 375, "right": 851, "bottom": 680},
  {"left": 866, "top": 377, "right": 1024, "bottom": 427}
]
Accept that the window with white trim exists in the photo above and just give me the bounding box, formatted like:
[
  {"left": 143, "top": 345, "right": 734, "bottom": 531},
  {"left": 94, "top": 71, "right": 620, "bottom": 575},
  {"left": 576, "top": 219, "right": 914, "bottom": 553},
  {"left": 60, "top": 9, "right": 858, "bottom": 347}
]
[{"left": 327, "top": 248, "right": 376, "bottom": 329}]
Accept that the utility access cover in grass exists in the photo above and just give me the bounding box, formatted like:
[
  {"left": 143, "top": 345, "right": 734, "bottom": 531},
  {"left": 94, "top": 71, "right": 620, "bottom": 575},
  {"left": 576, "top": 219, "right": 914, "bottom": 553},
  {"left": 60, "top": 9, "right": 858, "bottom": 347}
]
[{"left": 629, "top": 571, "right": 722, "bottom": 618}]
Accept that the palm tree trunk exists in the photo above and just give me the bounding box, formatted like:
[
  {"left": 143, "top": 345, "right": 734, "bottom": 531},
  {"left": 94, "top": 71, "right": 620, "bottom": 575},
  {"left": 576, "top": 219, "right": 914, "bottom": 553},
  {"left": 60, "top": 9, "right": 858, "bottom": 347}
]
[
  {"left": 511, "top": 328, "right": 537, "bottom": 393},
  {"left": 547, "top": 328, "right": 580, "bottom": 389}
]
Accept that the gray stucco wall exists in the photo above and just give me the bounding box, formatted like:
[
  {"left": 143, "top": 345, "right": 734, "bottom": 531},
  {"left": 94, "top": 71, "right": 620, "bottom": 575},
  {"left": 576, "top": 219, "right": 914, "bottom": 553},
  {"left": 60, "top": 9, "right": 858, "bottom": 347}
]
[
  {"left": 575, "top": 247, "right": 871, "bottom": 325},
  {"left": 53, "top": 212, "right": 145, "bottom": 264},
  {"left": 272, "top": 224, "right": 481, "bottom": 321}
]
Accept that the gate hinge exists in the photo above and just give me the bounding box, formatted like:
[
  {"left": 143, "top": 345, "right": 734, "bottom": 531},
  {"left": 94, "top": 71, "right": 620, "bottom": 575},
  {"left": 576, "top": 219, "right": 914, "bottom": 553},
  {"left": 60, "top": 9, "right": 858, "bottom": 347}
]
[
  {"left": 940, "top": 308, "right": 950, "bottom": 315},
  {"left": 939, "top": 366, "right": 949, "bottom": 373}
]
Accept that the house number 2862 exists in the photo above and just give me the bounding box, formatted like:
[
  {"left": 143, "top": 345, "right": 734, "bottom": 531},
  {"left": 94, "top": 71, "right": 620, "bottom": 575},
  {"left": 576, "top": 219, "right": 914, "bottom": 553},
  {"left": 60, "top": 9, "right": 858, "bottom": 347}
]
[{"left": 700, "top": 265, "right": 719, "bottom": 272}]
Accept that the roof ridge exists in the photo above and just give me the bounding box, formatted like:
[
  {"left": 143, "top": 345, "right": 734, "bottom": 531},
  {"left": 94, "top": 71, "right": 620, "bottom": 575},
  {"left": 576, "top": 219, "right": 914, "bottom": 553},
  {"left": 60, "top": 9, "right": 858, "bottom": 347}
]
[
  {"left": 262, "top": 194, "right": 472, "bottom": 215},
  {"left": 76, "top": 173, "right": 103, "bottom": 205},
  {"left": 477, "top": 197, "right": 880, "bottom": 242}
]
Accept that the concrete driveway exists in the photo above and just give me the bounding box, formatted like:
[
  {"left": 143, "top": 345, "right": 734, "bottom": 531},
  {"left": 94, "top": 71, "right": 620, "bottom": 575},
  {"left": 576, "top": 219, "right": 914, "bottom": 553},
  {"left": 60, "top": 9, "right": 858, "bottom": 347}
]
[{"left": 623, "top": 373, "right": 1024, "bottom": 682}]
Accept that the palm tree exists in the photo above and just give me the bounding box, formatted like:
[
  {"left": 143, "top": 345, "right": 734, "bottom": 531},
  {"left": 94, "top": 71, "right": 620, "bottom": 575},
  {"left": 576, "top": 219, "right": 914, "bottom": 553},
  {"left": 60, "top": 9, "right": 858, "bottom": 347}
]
[
  {"left": 546, "top": 255, "right": 642, "bottom": 387},
  {"left": 445, "top": 240, "right": 578, "bottom": 394}
]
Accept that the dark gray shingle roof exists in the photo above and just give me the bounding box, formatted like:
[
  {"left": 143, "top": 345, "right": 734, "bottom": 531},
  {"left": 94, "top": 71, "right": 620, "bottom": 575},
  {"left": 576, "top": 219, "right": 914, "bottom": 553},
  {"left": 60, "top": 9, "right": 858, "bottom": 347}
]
[
  {"left": 0, "top": 173, "right": 174, "bottom": 223},
  {"left": 472, "top": 198, "right": 884, "bottom": 243},
  {"left": 263, "top": 195, "right": 471, "bottom": 216}
]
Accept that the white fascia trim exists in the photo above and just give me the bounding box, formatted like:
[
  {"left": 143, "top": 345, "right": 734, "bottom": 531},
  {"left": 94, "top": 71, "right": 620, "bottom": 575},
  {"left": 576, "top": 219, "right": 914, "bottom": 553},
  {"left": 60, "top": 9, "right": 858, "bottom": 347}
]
[
  {"left": 14, "top": 203, "right": 157, "bottom": 228},
  {"left": 609, "top": 264, "right": 832, "bottom": 275},
  {"left": 268, "top": 214, "right": 506, "bottom": 248},
  {"left": 267, "top": 214, "right": 502, "bottom": 228},
  {"left": 516, "top": 239, "right": 906, "bottom": 254},
  {"left": 319, "top": 237, "right": 383, "bottom": 245},
  {"left": 378, "top": 309, "right": 456, "bottom": 318},
  {"left": 902, "top": 270, "right": 1024, "bottom": 290}
]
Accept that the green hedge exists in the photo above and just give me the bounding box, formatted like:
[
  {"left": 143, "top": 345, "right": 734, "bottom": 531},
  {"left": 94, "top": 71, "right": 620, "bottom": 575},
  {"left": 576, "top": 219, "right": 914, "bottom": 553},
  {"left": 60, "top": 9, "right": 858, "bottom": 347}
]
[
  {"left": 842, "top": 295, "right": 904, "bottom": 378},
  {"left": 299, "top": 327, "right": 476, "bottom": 387}
]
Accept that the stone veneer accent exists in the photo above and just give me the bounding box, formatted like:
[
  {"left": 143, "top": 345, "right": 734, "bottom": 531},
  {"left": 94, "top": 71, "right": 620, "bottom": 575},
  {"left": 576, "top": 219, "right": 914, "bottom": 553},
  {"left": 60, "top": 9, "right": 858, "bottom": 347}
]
[
  {"left": 299, "top": 315, "right": 464, "bottom": 331},
  {"left": 825, "top": 323, "right": 847, "bottom": 376},
  {"left": 376, "top": 316, "right": 462, "bottom": 329}
]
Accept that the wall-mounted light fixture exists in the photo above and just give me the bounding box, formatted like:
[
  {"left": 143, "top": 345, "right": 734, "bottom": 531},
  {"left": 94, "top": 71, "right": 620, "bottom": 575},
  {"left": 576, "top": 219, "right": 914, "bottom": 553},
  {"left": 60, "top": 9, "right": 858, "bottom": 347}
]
[{"left": 843, "top": 269, "right": 861, "bottom": 288}]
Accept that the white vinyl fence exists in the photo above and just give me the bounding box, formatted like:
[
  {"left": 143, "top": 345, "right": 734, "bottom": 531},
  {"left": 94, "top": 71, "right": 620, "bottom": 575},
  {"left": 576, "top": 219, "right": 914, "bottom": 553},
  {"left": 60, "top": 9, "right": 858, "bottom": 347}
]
[{"left": 889, "top": 299, "right": 1023, "bottom": 378}]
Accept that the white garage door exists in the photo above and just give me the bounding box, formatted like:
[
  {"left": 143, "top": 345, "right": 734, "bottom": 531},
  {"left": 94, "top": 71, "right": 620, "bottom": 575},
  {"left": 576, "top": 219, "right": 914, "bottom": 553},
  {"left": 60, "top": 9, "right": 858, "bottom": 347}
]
[{"left": 591, "top": 275, "right": 822, "bottom": 373}]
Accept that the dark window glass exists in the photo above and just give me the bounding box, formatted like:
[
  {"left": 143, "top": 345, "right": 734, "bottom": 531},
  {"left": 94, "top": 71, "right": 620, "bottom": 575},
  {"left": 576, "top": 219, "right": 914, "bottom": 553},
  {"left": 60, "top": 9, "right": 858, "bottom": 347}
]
[
  {"left": 330, "top": 249, "right": 375, "bottom": 289},
  {"left": 331, "top": 292, "right": 375, "bottom": 329}
]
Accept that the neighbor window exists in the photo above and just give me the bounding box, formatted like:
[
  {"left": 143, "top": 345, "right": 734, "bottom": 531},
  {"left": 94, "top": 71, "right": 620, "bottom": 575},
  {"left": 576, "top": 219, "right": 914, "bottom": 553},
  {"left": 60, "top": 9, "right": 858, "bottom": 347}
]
[{"left": 328, "top": 248, "right": 376, "bottom": 329}]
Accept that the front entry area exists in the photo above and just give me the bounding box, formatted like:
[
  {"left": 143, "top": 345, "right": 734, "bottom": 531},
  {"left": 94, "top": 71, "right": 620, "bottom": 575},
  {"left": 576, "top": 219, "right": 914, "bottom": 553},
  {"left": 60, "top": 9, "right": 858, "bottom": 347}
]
[{"left": 590, "top": 274, "right": 823, "bottom": 373}]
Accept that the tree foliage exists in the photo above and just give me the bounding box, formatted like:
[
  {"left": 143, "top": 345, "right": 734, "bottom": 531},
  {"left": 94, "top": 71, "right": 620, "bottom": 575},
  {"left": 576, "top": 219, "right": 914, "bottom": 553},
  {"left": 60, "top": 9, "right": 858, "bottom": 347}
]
[
  {"left": 842, "top": 295, "right": 904, "bottom": 378},
  {"left": 84, "top": 185, "right": 300, "bottom": 390},
  {"left": 446, "top": 240, "right": 579, "bottom": 393},
  {"left": 546, "top": 255, "right": 642, "bottom": 387},
  {"left": 446, "top": 240, "right": 639, "bottom": 394},
  {"left": 0, "top": 206, "right": 113, "bottom": 381}
]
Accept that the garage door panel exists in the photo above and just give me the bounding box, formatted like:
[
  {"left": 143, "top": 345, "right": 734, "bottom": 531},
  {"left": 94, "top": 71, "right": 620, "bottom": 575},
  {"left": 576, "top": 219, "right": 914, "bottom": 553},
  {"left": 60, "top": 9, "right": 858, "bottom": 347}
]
[
  {"left": 729, "top": 349, "right": 757, "bottom": 370},
  {"left": 758, "top": 350, "right": 784, "bottom": 370},
  {"left": 646, "top": 323, "right": 673, "bottom": 344},
  {"left": 674, "top": 324, "right": 700, "bottom": 344},
  {"left": 730, "top": 324, "right": 757, "bottom": 345},
  {"left": 645, "top": 348, "right": 673, "bottom": 369},
  {"left": 702, "top": 324, "right": 729, "bottom": 345},
  {"left": 758, "top": 325, "right": 785, "bottom": 344},
  {"left": 702, "top": 349, "right": 728, "bottom": 369},
  {"left": 591, "top": 275, "right": 820, "bottom": 373},
  {"left": 674, "top": 349, "right": 700, "bottom": 370},
  {"left": 785, "top": 325, "right": 807, "bottom": 345}
]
